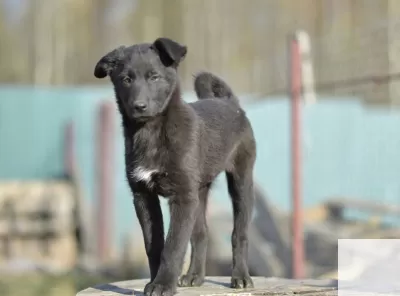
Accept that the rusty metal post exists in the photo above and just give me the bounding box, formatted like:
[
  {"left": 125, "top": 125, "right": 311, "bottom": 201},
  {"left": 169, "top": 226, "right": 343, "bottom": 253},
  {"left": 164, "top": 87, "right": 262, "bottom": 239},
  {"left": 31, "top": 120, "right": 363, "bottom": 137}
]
[
  {"left": 96, "top": 101, "right": 116, "bottom": 263},
  {"left": 64, "top": 121, "right": 76, "bottom": 178},
  {"left": 289, "top": 34, "right": 305, "bottom": 279}
]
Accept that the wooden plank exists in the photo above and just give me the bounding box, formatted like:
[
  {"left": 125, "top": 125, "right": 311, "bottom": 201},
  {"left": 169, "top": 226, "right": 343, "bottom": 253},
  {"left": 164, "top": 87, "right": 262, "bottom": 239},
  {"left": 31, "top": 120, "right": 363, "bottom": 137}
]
[
  {"left": 45, "top": 233, "right": 78, "bottom": 270},
  {"left": 0, "top": 215, "right": 75, "bottom": 236},
  {"left": 0, "top": 233, "right": 77, "bottom": 271},
  {"left": 304, "top": 205, "right": 329, "bottom": 224},
  {"left": 325, "top": 197, "right": 400, "bottom": 220},
  {"left": 319, "top": 269, "right": 338, "bottom": 280}
]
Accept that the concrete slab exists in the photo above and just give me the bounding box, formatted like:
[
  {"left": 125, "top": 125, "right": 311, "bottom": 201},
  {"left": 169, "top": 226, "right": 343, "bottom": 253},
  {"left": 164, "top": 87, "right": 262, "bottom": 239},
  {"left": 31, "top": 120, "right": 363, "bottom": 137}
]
[{"left": 77, "top": 276, "right": 338, "bottom": 296}]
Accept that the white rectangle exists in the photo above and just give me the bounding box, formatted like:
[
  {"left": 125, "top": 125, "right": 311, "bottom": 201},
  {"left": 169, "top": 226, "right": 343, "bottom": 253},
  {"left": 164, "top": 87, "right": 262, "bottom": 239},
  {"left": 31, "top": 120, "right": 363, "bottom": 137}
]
[{"left": 338, "top": 239, "right": 400, "bottom": 295}]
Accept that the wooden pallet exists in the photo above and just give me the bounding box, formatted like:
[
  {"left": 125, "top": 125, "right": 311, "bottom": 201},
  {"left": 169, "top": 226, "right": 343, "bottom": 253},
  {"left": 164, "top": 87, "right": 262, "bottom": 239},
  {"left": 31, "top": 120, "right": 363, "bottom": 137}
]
[{"left": 0, "top": 180, "right": 78, "bottom": 271}]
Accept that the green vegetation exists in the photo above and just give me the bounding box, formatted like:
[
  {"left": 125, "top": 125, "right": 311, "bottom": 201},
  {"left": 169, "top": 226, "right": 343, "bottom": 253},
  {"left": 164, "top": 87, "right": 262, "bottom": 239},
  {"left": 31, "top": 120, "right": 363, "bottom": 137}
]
[{"left": 0, "top": 273, "right": 116, "bottom": 296}]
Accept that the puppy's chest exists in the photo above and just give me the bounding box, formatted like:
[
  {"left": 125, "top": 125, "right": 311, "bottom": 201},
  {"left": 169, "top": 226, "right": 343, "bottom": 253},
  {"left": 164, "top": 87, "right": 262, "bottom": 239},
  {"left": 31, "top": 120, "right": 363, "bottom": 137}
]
[
  {"left": 125, "top": 132, "right": 179, "bottom": 195},
  {"left": 129, "top": 164, "right": 173, "bottom": 195},
  {"left": 126, "top": 147, "right": 174, "bottom": 196},
  {"left": 130, "top": 165, "right": 162, "bottom": 183}
]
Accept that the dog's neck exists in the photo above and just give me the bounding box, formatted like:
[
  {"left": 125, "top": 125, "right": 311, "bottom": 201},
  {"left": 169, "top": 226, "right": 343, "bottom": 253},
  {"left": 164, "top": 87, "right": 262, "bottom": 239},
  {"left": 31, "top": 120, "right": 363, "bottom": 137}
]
[
  {"left": 122, "top": 84, "right": 185, "bottom": 174},
  {"left": 157, "top": 83, "right": 182, "bottom": 121}
]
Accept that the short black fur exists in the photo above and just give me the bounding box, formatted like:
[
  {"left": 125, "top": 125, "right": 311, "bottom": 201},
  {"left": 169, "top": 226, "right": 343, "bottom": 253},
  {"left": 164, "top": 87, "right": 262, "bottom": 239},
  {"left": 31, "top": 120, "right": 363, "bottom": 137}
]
[{"left": 94, "top": 37, "right": 257, "bottom": 296}]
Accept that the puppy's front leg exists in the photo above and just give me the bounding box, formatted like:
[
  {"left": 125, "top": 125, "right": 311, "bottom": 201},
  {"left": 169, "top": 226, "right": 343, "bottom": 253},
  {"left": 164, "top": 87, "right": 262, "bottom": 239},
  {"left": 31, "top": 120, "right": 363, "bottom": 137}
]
[
  {"left": 144, "top": 193, "right": 199, "bottom": 296},
  {"left": 133, "top": 190, "right": 164, "bottom": 282}
]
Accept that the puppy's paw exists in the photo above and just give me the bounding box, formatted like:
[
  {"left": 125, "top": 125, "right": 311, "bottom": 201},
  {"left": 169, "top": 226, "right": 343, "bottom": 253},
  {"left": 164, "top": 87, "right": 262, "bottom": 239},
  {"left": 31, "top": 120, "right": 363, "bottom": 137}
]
[
  {"left": 178, "top": 273, "right": 205, "bottom": 287},
  {"left": 144, "top": 282, "right": 175, "bottom": 296},
  {"left": 230, "top": 275, "right": 254, "bottom": 289}
]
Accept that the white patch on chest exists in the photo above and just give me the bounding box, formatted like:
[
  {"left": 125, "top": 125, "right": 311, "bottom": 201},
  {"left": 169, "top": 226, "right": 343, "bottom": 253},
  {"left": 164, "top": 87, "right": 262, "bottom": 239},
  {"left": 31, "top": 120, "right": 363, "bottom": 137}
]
[{"left": 131, "top": 166, "right": 158, "bottom": 184}]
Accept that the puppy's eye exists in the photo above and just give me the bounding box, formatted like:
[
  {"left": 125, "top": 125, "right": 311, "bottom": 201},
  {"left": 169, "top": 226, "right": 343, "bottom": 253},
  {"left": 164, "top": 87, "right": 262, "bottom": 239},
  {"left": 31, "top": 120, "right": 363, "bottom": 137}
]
[
  {"left": 122, "top": 77, "right": 132, "bottom": 86},
  {"left": 149, "top": 73, "right": 160, "bottom": 82}
]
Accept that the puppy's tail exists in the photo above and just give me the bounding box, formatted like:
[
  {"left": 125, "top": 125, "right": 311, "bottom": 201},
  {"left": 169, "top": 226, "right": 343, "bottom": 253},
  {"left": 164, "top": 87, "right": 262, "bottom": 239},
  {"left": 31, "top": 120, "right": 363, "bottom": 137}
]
[{"left": 194, "top": 72, "right": 239, "bottom": 105}]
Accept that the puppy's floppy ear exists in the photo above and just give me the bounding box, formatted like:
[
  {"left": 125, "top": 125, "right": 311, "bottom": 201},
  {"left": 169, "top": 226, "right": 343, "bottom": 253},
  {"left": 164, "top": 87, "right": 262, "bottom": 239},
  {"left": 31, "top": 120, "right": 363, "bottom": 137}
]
[
  {"left": 94, "top": 46, "right": 126, "bottom": 78},
  {"left": 151, "top": 37, "right": 187, "bottom": 67}
]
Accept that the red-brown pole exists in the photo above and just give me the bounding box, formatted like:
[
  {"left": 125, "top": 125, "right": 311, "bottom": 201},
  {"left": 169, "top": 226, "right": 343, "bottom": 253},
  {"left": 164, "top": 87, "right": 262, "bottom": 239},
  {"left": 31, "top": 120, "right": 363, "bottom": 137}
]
[
  {"left": 64, "top": 121, "right": 76, "bottom": 178},
  {"left": 96, "top": 101, "right": 115, "bottom": 263},
  {"left": 290, "top": 35, "right": 305, "bottom": 279}
]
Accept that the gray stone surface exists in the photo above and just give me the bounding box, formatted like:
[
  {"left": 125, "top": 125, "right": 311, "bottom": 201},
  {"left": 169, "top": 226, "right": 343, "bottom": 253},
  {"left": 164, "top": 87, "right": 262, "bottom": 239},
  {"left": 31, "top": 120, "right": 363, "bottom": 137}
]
[{"left": 77, "top": 276, "right": 338, "bottom": 296}]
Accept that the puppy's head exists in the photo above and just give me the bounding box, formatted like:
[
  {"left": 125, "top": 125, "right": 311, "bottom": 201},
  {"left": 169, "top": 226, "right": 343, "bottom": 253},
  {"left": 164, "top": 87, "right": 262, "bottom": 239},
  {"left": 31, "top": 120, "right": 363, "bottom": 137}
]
[{"left": 94, "top": 37, "right": 187, "bottom": 120}]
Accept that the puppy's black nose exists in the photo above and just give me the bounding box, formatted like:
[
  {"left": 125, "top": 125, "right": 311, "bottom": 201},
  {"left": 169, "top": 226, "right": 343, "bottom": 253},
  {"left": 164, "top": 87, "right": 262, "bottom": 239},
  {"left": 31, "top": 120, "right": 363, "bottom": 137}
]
[{"left": 133, "top": 102, "right": 147, "bottom": 112}]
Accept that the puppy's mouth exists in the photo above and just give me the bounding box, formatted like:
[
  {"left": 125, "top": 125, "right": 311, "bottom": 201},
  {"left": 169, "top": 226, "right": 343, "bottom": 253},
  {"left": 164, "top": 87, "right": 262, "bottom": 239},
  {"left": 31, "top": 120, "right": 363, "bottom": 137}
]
[
  {"left": 127, "top": 108, "right": 165, "bottom": 122},
  {"left": 124, "top": 105, "right": 165, "bottom": 122},
  {"left": 124, "top": 107, "right": 154, "bottom": 121},
  {"left": 130, "top": 113, "right": 153, "bottom": 121},
  {"left": 129, "top": 111, "right": 165, "bottom": 123}
]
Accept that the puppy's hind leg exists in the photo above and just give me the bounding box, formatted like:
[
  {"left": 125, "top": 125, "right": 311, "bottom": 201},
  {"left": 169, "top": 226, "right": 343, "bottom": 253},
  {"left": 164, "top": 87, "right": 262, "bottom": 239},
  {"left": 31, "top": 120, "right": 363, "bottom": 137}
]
[
  {"left": 226, "top": 158, "right": 255, "bottom": 289},
  {"left": 178, "top": 184, "right": 210, "bottom": 287}
]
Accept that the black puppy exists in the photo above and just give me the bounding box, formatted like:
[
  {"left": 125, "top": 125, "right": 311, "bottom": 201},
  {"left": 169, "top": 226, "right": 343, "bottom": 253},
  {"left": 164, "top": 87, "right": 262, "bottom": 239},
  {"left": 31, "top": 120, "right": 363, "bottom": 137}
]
[{"left": 94, "top": 37, "right": 256, "bottom": 296}]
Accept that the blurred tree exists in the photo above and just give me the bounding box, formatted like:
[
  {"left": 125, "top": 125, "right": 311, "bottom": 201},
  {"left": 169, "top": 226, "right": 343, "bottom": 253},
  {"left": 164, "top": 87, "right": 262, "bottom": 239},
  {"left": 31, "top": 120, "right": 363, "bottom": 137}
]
[
  {"left": 64, "top": 0, "right": 103, "bottom": 85},
  {"left": 0, "top": 1, "right": 20, "bottom": 83},
  {"left": 0, "top": 0, "right": 397, "bottom": 104}
]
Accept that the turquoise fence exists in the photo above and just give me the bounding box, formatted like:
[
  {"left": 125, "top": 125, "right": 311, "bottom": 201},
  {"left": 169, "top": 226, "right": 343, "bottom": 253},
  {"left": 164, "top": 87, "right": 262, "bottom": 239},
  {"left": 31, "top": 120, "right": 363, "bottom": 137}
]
[{"left": 1, "top": 86, "right": 400, "bottom": 247}]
